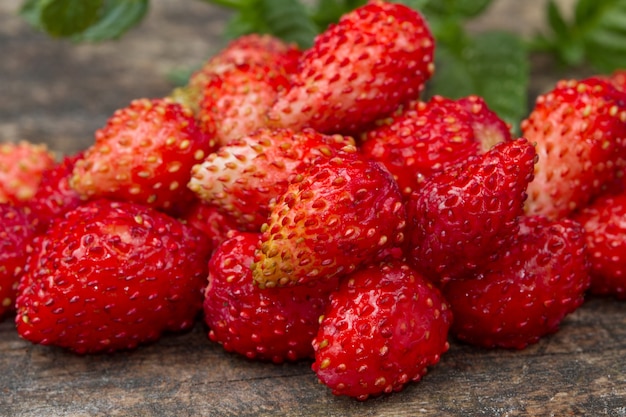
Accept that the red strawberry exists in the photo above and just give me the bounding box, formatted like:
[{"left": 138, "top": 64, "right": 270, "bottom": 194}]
[
  {"left": 443, "top": 215, "right": 590, "bottom": 349},
  {"left": 406, "top": 138, "right": 536, "bottom": 284},
  {"left": 360, "top": 95, "right": 511, "bottom": 196},
  {"left": 605, "top": 69, "right": 626, "bottom": 93},
  {"left": 204, "top": 231, "right": 337, "bottom": 363},
  {"left": 523, "top": 77, "right": 626, "bottom": 219},
  {"left": 267, "top": 0, "right": 435, "bottom": 135},
  {"left": 312, "top": 261, "right": 452, "bottom": 400},
  {"left": 70, "top": 98, "right": 217, "bottom": 213},
  {"left": 252, "top": 155, "right": 406, "bottom": 288},
  {"left": 15, "top": 199, "right": 211, "bottom": 354},
  {"left": 0, "top": 141, "right": 56, "bottom": 205},
  {"left": 197, "top": 62, "right": 292, "bottom": 147},
  {"left": 0, "top": 204, "right": 37, "bottom": 319},
  {"left": 188, "top": 127, "right": 357, "bottom": 231},
  {"left": 179, "top": 200, "right": 240, "bottom": 252},
  {"left": 571, "top": 193, "right": 626, "bottom": 299},
  {"left": 27, "top": 152, "right": 84, "bottom": 233}
]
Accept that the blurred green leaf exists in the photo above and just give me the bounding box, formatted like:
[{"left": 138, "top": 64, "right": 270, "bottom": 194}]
[
  {"left": 40, "top": 0, "right": 103, "bottom": 37},
  {"left": 75, "top": 0, "right": 149, "bottom": 42}
]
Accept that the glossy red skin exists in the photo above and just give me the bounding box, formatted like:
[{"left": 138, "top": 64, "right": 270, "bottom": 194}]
[
  {"left": 0, "top": 141, "right": 56, "bottom": 205},
  {"left": 406, "top": 138, "right": 537, "bottom": 284},
  {"left": 312, "top": 261, "right": 452, "bottom": 401},
  {"left": 179, "top": 200, "right": 240, "bottom": 253},
  {"left": 268, "top": 1, "right": 435, "bottom": 136},
  {"left": 70, "top": 98, "right": 217, "bottom": 213},
  {"left": 0, "top": 204, "right": 37, "bottom": 319},
  {"left": 189, "top": 127, "right": 357, "bottom": 231},
  {"left": 443, "top": 215, "right": 590, "bottom": 350},
  {"left": 523, "top": 77, "right": 626, "bottom": 219},
  {"left": 204, "top": 231, "right": 337, "bottom": 363},
  {"left": 15, "top": 199, "right": 212, "bottom": 354},
  {"left": 252, "top": 156, "right": 406, "bottom": 288},
  {"left": 361, "top": 95, "right": 511, "bottom": 196},
  {"left": 571, "top": 193, "right": 626, "bottom": 299}
]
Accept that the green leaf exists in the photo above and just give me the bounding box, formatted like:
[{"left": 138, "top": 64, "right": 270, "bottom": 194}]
[
  {"left": 75, "top": 0, "right": 149, "bottom": 42},
  {"left": 547, "top": 0, "right": 569, "bottom": 39},
  {"left": 19, "top": 0, "right": 45, "bottom": 29},
  {"left": 421, "top": 0, "right": 493, "bottom": 18},
  {"left": 581, "top": 1, "right": 626, "bottom": 72},
  {"left": 39, "top": 0, "right": 103, "bottom": 37},
  {"left": 311, "top": 0, "right": 367, "bottom": 31}
]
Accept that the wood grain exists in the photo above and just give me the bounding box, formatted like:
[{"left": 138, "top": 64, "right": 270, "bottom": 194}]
[{"left": 1, "top": 1, "right": 625, "bottom": 415}]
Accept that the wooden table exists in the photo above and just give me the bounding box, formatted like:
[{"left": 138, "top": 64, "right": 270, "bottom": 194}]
[{"left": 1, "top": 1, "right": 625, "bottom": 415}]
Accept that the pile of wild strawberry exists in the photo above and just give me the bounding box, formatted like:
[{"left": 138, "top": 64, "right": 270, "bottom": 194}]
[{"left": 1, "top": 1, "right": 626, "bottom": 401}]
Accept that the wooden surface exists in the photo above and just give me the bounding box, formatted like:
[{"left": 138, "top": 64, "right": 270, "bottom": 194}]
[{"left": 1, "top": 1, "right": 625, "bottom": 416}]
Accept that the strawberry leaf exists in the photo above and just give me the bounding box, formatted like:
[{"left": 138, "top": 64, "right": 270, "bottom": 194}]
[
  {"left": 74, "top": 0, "right": 149, "bottom": 42},
  {"left": 39, "top": 0, "right": 103, "bottom": 37}
]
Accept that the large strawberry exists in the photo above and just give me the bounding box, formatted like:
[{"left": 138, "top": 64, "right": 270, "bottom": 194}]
[
  {"left": 312, "top": 261, "right": 452, "bottom": 400},
  {"left": 15, "top": 199, "right": 212, "bottom": 354},
  {"left": 204, "top": 231, "right": 337, "bottom": 363},
  {"left": 406, "top": 138, "right": 536, "bottom": 284},
  {"left": 571, "top": 193, "right": 626, "bottom": 299},
  {"left": 360, "top": 95, "right": 511, "bottom": 196},
  {"left": 252, "top": 155, "right": 406, "bottom": 288},
  {"left": 0, "top": 141, "right": 56, "bottom": 205},
  {"left": 70, "top": 98, "right": 216, "bottom": 214},
  {"left": 523, "top": 77, "right": 626, "bottom": 219},
  {"left": 443, "top": 215, "right": 590, "bottom": 349},
  {"left": 188, "top": 127, "right": 357, "bottom": 231},
  {"left": 0, "top": 204, "right": 37, "bottom": 319},
  {"left": 267, "top": 0, "right": 435, "bottom": 135}
]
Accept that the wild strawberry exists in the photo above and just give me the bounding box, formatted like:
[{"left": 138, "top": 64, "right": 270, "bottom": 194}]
[
  {"left": 196, "top": 62, "right": 292, "bottom": 147},
  {"left": 523, "top": 77, "right": 626, "bottom": 219},
  {"left": 605, "top": 69, "right": 626, "bottom": 93},
  {"left": 443, "top": 215, "right": 590, "bottom": 349},
  {"left": 360, "top": 95, "right": 511, "bottom": 196},
  {"left": 312, "top": 261, "right": 452, "bottom": 401},
  {"left": 15, "top": 199, "right": 212, "bottom": 354},
  {"left": 0, "top": 204, "right": 37, "bottom": 319},
  {"left": 179, "top": 200, "right": 240, "bottom": 252},
  {"left": 27, "top": 152, "right": 83, "bottom": 233},
  {"left": 70, "top": 98, "right": 216, "bottom": 214},
  {"left": 268, "top": 1, "right": 435, "bottom": 136},
  {"left": 0, "top": 141, "right": 56, "bottom": 205},
  {"left": 204, "top": 231, "right": 337, "bottom": 363},
  {"left": 188, "top": 127, "right": 357, "bottom": 231},
  {"left": 252, "top": 155, "right": 406, "bottom": 288},
  {"left": 571, "top": 193, "right": 626, "bottom": 299},
  {"left": 406, "top": 138, "right": 536, "bottom": 284}
]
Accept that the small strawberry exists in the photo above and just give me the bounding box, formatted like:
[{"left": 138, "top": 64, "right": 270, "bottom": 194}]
[
  {"left": 571, "top": 193, "right": 626, "bottom": 299},
  {"left": 27, "top": 152, "right": 84, "bottom": 233},
  {"left": 70, "top": 98, "right": 216, "bottom": 213},
  {"left": 605, "top": 69, "right": 626, "bottom": 93},
  {"left": 360, "top": 95, "right": 511, "bottom": 196},
  {"left": 0, "top": 204, "right": 37, "bottom": 319},
  {"left": 523, "top": 77, "right": 626, "bottom": 219},
  {"left": 188, "top": 127, "right": 357, "bottom": 231},
  {"left": 196, "top": 62, "right": 292, "bottom": 147},
  {"left": 268, "top": 0, "right": 435, "bottom": 135},
  {"left": 406, "top": 138, "right": 536, "bottom": 284},
  {"left": 443, "top": 215, "right": 590, "bottom": 350},
  {"left": 15, "top": 199, "right": 211, "bottom": 354},
  {"left": 204, "top": 231, "right": 337, "bottom": 363},
  {"left": 312, "top": 261, "right": 452, "bottom": 400},
  {"left": 179, "top": 200, "right": 240, "bottom": 252},
  {"left": 0, "top": 141, "right": 56, "bottom": 205},
  {"left": 252, "top": 155, "right": 406, "bottom": 288}
]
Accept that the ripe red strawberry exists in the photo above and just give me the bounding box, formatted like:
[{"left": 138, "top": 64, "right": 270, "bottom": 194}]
[
  {"left": 571, "top": 193, "right": 626, "bottom": 299},
  {"left": 27, "top": 152, "right": 84, "bottom": 233},
  {"left": 196, "top": 62, "right": 292, "bottom": 147},
  {"left": 70, "top": 98, "right": 216, "bottom": 213},
  {"left": 312, "top": 261, "right": 452, "bottom": 400},
  {"left": 523, "top": 77, "right": 626, "bottom": 219},
  {"left": 0, "top": 204, "right": 37, "bottom": 319},
  {"left": 15, "top": 199, "right": 212, "bottom": 354},
  {"left": 267, "top": 0, "right": 435, "bottom": 135},
  {"left": 0, "top": 141, "right": 56, "bottom": 205},
  {"left": 360, "top": 95, "right": 512, "bottom": 196},
  {"left": 252, "top": 155, "right": 406, "bottom": 288},
  {"left": 204, "top": 231, "right": 337, "bottom": 363},
  {"left": 443, "top": 215, "right": 590, "bottom": 350},
  {"left": 188, "top": 127, "right": 357, "bottom": 231},
  {"left": 179, "top": 200, "right": 240, "bottom": 252},
  {"left": 605, "top": 69, "right": 626, "bottom": 93},
  {"left": 406, "top": 138, "right": 536, "bottom": 284}
]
